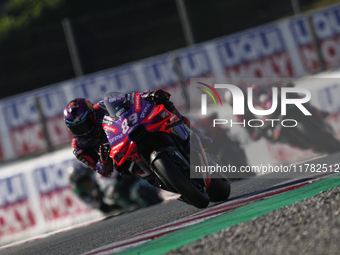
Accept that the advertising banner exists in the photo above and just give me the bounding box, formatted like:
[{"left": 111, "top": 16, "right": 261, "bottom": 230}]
[
  {"left": 214, "top": 24, "right": 295, "bottom": 86},
  {"left": 140, "top": 46, "right": 218, "bottom": 112},
  {"left": 0, "top": 150, "right": 103, "bottom": 244},
  {"left": 312, "top": 5, "right": 340, "bottom": 68},
  {"left": 33, "top": 159, "right": 91, "bottom": 221},
  {"left": 317, "top": 82, "right": 340, "bottom": 114},
  {"left": 70, "top": 66, "right": 141, "bottom": 104},
  {"left": 289, "top": 17, "right": 321, "bottom": 73},
  {"left": 0, "top": 174, "right": 36, "bottom": 237},
  {"left": 2, "top": 86, "right": 72, "bottom": 156}
]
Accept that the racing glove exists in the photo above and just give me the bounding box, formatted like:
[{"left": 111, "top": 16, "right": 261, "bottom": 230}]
[
  {"left": 96, "top": 161, "right": 113, "bottom": 177},
  {"left": 142, "top": 90, "right": 175, "bottom": 112},
  {"left": 99, "top": 143, "right": 112, "bottom": 164},
  {"left": 97, "top": 143, "right": 114, "bottom": 177}
]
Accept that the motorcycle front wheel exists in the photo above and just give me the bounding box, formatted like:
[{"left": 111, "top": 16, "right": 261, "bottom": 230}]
[{"left": 153, "top": 152, "right": 210, "bottom": 209}]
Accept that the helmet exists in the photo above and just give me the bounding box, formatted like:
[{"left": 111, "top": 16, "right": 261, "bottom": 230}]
[
  {"left": 64, "top": 98, "right": 96, "bottom": 137},
  {"left": 68, "top": 161, "right": 94, "bottom": 186}
]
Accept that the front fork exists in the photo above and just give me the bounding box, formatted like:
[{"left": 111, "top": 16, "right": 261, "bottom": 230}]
[{"left": 150, "top": 147, "right": 190, "bottom": 173}]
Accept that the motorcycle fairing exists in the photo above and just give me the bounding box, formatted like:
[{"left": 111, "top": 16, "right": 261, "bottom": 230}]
[{"left": 103, "top": 92, "right": 172, "bottom": 167}]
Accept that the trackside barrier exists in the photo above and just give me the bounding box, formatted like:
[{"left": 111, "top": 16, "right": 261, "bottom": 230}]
[
  {"left": 0, "top": 148, "right": 180, "bottom": 246},
  {"left": 0, "top": 149, "right": 103, "bottom": 246}
]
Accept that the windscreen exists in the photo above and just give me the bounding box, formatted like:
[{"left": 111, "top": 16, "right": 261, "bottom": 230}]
[{"left": 103, "top": 92, "right": 128, "bottom": 120}]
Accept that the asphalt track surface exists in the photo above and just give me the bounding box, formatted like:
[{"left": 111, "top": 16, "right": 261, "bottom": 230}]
[{"left": 1, "top": 152, "right": 339, "bottom": 255}]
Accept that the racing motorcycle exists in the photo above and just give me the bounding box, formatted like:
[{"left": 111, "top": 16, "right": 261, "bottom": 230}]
[
  {"left": 102, "top": 92, "right": 231, "bottom": 209},
  {"left": 251, "top": 86, "right": 340, "bottom": 154}
]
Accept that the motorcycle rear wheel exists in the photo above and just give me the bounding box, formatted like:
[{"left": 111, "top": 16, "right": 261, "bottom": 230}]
[
  {"left": 206, "top": 178, "right": 231, "bottom": 202},
  {"left": 153, "top": 153, "right": 210, "bottom": 209}
]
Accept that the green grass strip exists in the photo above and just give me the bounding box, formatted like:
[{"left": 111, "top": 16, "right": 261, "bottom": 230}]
[{"left": 118, "top": 176, "right": 340, "bottom": 255}]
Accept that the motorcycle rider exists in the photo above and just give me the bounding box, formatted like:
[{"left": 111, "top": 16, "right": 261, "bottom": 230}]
[
  {"left": 68, "top": 160, "right": 163, "bottom": 212},
  {"left": 63, "top": 89, "right": 212, "bottom": 180},
  {"left": 68, "top": 160, "right": 122, "bottom": 213}
]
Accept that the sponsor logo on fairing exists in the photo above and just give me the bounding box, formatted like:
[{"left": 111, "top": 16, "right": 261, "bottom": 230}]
[
  {"left": 147, "top": 107, "right": 158, "bottom": 120},
  {"left": 116, "top": 108, "right": 126, "bottom": 117},
  {"left": 103, "top": 125, "right": 118, "bottom": 134},
  {"left": 109, "top": 134, "right": 123, "bottom": 144},
  {"left": 131, "top": 92, "right": 135, "bottom": 105},
  {"left": 141, "top": 103, "right": 152, "bottom": 119},
  {"left": 111, "top": 141, "right": 125, "bottom": 152},
  {"left": 103, "top": 119, "right": 113, "bottom": 125},
  {"left": 135, "top": 93, "right": 141, "bottom": 112}
]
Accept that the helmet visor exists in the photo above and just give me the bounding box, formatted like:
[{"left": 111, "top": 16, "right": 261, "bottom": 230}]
[{"left": 67, "top": 116, "right": 95, "bottom": 136}]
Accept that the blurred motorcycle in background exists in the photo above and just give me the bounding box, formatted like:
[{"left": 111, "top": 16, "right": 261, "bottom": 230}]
[
  {"left": 225, "top": 82, "right": 340, "bottom": 154},
  {"left": 68, "top": 161, "right": 163, "bottom": 215}
]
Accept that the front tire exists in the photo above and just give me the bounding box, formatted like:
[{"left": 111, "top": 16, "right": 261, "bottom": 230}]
[{"left": 153, "top": 153, "right": 210, "bottom": 209}]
